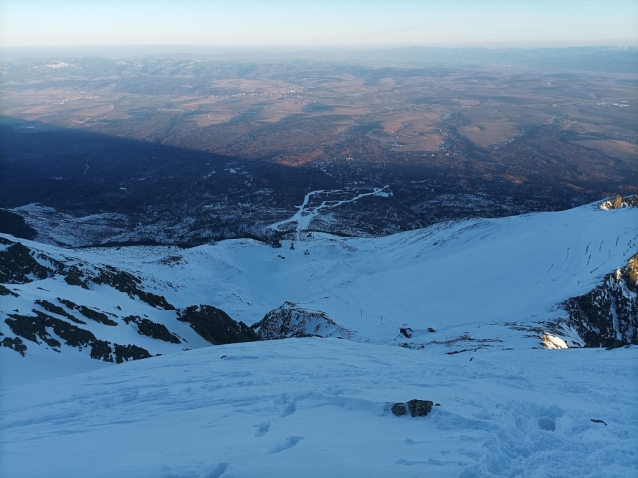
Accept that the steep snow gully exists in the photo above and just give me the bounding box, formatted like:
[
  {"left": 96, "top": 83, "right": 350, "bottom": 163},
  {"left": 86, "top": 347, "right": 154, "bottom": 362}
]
[{"left": 1, "top": 200, "right": 637, "bottom": 477}]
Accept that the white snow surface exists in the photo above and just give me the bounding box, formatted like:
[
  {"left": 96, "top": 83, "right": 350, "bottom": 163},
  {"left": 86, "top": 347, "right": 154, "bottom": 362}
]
[
  {"left": 104, "top": 203, "right": 637, "bottom": 337},
  {"left": 2, "top": 202, "right": 638, "bottom": 376},
  {"left": 1, "top": 339, "right": 637, "bottom": 477},
  {"left": 1, "top": 202, "right": 638, "bottom": 476}
]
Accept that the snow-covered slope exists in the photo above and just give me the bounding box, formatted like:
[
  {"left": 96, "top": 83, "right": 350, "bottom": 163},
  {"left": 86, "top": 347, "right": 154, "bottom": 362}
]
[
  {"left": 1, "top": 201, "right": 638, "bottom": 476},
  {"left": 0, "top": 238, "right": 257, "bottom": 385},
  {"left": 2, "top": 338, "right": 636, "bottom": 477},
  {"left": 1, "top": 202, "right": 637, "bottom": 383},
  {"left": 90, "top": 201, "right": 635, "bottom": 347}
]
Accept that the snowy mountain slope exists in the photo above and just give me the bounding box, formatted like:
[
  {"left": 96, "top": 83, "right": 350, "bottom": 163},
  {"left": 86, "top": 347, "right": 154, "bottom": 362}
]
[
  {"left": 1, "top": 201, "right": 637, "bottom": 384},
  {"left": 70, "top": 201, "right": 638, "bottom": 343},
  {"left": 0, "top": 238, "right": 257, "bottom": 385},
  {"left": 1, "top": 338, "right": 636, "bottom": 477},
  {"left": 2, "top": 200, "right": 638, "bottom": 477}
]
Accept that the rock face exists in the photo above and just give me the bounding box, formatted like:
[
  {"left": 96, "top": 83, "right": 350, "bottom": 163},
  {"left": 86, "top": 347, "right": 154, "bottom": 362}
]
[
  {"left": 57, "top": 298, "right": 118, "bottom": 326},
  {"left": 560, "top": 253, "right": 638, "bottom": 348},
  {"left": 0, "top": 235, "right": 247, "bottom": 366},
  {"left": 599, "top": 194, "right": 638, "bottom": 210},
  {"left": 123, "top": 315, "right": 181, "bottom": 344},
  {"left": 35, "top": 299, "right": 86, "bottom": 324},
  {"left": 2, "top": 336, "right": 27, "bottom": 356},
  {"left": 89, "top": 340, "right": 152, "bottom": 364},
  {"left": 0, "top": 241, "right": 55, "bottom": 284},
  {"left": 0, "top": 210, "right": 37, "bottom": 240},
  {"left": 177, "top": 305, "right": 259, "bottom": 345},
  {"left": 0, "top": 238, "right": 173, "bottom": 311},
  {"left": 392, "top": 400, "right": 434, "bottom": 417},
  {"left": 251, "top": 302, "right": 354, "bottom": 340},
  {"left": 0, "top": 284, "right": 19, "bottom": 297},
  {"left": 92, "top": 266, "right": 175, "bottom": 310},
  {"left": 3, "top": 309, "right": 154, "bottom": 363}
]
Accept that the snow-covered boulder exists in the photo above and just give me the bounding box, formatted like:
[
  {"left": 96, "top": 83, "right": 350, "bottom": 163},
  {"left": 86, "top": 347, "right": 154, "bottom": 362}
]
[{"left": 251, "top": 302, "right": 354, "bottom": 340}]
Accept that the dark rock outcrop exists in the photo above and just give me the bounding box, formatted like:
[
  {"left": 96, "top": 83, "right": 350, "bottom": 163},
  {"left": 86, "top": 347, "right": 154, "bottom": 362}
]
[
  {"left": 90, "top": 340, "right": 114, "bottom": 361},
  {"left": 92, "top": 266, "right": 175, "bottom": 310},
  {"left": 0, "top": 240, "right": 82, "bottom": 286},
  {"left": 89, "top": 340, "right": 152, "bottom": 363},
  {"left": 392, "top": 400, "right": 434, "bottom": 417},
  {"left": 35, "top": 299, "right": 86, "bottom": 324},
  {"left": 123, "top": 315, "right": 181, "bottom": 344},
  {"left": 2, "top": 336, "right": 27, "bottom": 356},
  {"left": 400, "top": 327, "right": 413, "bottom": 338},
  {"left": 0, "top": 242, "right": 52, "bottom": 284},
  {"left": 0, "top": 210, "right": 37, "bottom": 240},
  {"left": 600, "top": 194, "right": 638, "bottom": 210},
  {"left": 251, "top": 302, "right": 354, "bottom": 340},
  {"left": 4, "top": 312, "right": 152, "bottom": 363},
  {"left": 57, "top": 298, "right": 118, "bottom": 326},
  {"left": 6, "top": 312, "right": 61, "bottom": 347},
  {"left": 5, "top": 311, "right": 94, "bottom": 348},
  {"left": 113, "top": 343, "right": 153, "bottom": 363},
  {"left": 560, "top": 253, "right": 638, "bottom": 347},
  {"left": 177, "top": 305, "right": 259, "bottom": 345},
  {"left": 63, "top": 267, "right": 89, "bottom": 289},
  {"left": 391, "top": 403, "right": 407, "bottom": 417},
  {"left": 0, "top": 241, "right": 169, "bottom": 306},
  {"left": 0, "top": 284, "right": 19, "bottom": 297}
]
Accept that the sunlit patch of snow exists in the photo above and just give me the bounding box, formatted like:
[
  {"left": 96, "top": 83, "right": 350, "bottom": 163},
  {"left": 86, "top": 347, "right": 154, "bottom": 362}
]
[
  {"left": 541, "top": 332, "right": 569, "bottom": 349},
  {"left": 45, "top": 62, "right": 69, "bottom": 69}
]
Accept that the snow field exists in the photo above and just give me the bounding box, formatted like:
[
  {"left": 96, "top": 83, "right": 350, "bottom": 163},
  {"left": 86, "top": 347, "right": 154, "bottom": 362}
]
[
  {"left": 3, "top": 202, "right": 637, "bottom": 382},
  {"left": 1, "top": 339, "right": 636, "bottom": 477},
  {"left": 2, "top": 201, "right": 637, "bottom": 476},
  {"left": 76, "top": 202, "right": 638, "bottom": 344}
]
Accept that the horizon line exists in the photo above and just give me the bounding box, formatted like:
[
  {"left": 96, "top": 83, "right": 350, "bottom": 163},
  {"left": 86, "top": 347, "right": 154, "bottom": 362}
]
[{"left": 3, "top": 43, "right": 638, "bottom": 50}]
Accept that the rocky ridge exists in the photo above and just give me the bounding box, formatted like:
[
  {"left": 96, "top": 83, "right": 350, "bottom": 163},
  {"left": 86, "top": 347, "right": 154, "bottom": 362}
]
[
  {"left": 555, "top": 252, "right": 638, "bottom": 348},
  {"left": 251, "top": 302, "right": 354, "bottom": 340},
  {"left": 599, "top": 194, "right": 638, "bottom": 210},
  {"left": 0, "top": 236, "right": 261, "bottom": 366},
  {"left": 544, "top": 196, "right": 638, "bottom": 349}
]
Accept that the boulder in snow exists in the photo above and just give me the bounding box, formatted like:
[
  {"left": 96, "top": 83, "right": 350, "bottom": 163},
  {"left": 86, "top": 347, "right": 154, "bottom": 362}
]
[
  {"left": 251, "top": 302, "right": 354, "bottom": 340},
  {"left": 392, "top": 399, "right": 434, "bottom": 417},
  {"left": 177, "top": 305, "right": 259, "bottom": 345}
]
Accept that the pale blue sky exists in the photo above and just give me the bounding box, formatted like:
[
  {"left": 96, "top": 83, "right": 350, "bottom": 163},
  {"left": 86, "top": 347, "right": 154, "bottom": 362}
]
[{"left": 1, "top": 0, "right": 636, "bottom": 48}]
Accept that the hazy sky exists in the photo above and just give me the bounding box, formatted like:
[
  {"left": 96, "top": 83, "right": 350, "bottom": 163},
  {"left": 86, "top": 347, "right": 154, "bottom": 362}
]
[{"left": 1, "top": 0, "right": 637, "bottom": 48}]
